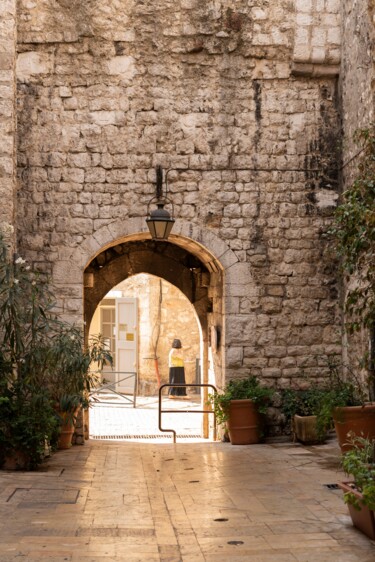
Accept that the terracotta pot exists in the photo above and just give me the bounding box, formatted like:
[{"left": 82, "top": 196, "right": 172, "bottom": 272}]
[
  {"left": 333, "top": 404, "right": 375, "bottom": 452},
  {"left": 338, "top": 481, "right": 375, "bottom": 540},
  {"left": 56, "top": 410, "right": 78, "bottom": 450},
  {"left": 293, "top": 414, "right": 326, "bottom": 444},
  {"left": 227, "top": 399, "right": 262, "bottom": 445},
  {"left": 57, "top": 423, "right": 75, "bottom": 450}
]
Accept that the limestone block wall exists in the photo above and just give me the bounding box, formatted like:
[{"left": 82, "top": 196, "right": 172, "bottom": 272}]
[
  {"left": 293, "top": 0, "right": 341, "bottom": 68},
  {"left": 341, "top": 1, "right": 375, "bottom": 160},
  {"left": 15, "top": 1, "right": 343, "bottom": 390},
  {"left": 0, "top": 0, "right": 16, "bottom": 231}
]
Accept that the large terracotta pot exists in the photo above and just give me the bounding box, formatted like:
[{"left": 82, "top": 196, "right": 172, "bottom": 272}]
[
  {"left": 57, "top": 422, "right": 75, "bottom": 450},
  {"left": 56, "top": 409, "right": 78, "bottom": 450},
  {"left": 227, "top": 399, "right": 262, "bottom": 445},
  {"left": 333, "top": 404, "right": 375, "bottom": 452},
  {"left": 338, "top": 481, "right": 375, "bottom": 540}
]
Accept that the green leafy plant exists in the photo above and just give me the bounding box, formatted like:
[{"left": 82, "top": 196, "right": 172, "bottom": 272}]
[
  {"left": 281, "top": 358, "right": 369, "bottom": 442},
  {"left": 314, "top": 358, "right": 368, "bottom": 436},
  {"left": 55, "top": 394, "right": 82, "bottom": 427},
  {"left": 0, "top": 230, "right": 112, "bottom": 468},
  {"left": 207, "top": 376, "right": 273, "bottom": 425},
  {"left": 48, "top": 329, "right": 112, "bottom": 413},
  {"left": 281, "top": 387, "right": 329, "bottom": 419},
  {"left": 341, "top": 435, "right": 375, "bottom": 511},
  {"left": 0, "top": 382, "right": 59, "bottom": 469},
  {"left": 0, "top": 231, "right": 61, "bottom": 468},
  {"left": 330, "top": 128, "right": 375, "bottom": 334},
  {"left": 281, "top": 386, "right": 331, "bottom": 441},
  {"left": 329, "top": 127, "right": 375, "bottom": 397}
]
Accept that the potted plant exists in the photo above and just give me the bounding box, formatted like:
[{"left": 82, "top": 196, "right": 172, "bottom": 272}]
[
  {"left": 48, "top": 329, "right": 112, "bottom": 449},
  {"left": 208, "top": 376, "right": 273, "bottom": 445},
  {"left": 0, "top": 230, "right": 60, "bottom": 469},
  {"left": 281, "top": 387, "right": 330, "bottom": 444},
  {"left": 0, "top": 380, "right": 59, "bottom": 470},
  {"left": 315, "top": 359, "right": 375, "bottom": 452},
  {"left": 0, "top": 228, "right": 112, "bottom": 464},
  {"left": 54, "top": 394, "right": 81, "bottom": 450},
  {"left": 338, "top": 435, "right": 375, "bottom": 539}
]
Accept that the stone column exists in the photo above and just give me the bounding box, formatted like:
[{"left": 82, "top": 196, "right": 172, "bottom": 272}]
[{"left": 0, "top": 0, "right": 17, "bottom": 237}]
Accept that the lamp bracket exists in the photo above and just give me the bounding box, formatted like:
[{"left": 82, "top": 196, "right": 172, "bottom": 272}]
[
  {"left": 146, "top": 195, "right": 174, "bottom": 219},
  {"left": 156, "top": 165, "right": 163, "bottom": 199}
]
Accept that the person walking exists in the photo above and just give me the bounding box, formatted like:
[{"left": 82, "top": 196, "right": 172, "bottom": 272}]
[{"left": 168, "top": 338, "right": 187, "bottom": 397}]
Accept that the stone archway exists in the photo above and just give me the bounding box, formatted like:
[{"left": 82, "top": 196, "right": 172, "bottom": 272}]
[
  {"left": 84, "top": 239, "right": 212, "bottom": 335},
  {"left": 51, "top": 219, "right": 257, "bottom": 440},
  {"left": 52, "top": 218, "right": 254, "bottom": 388}
]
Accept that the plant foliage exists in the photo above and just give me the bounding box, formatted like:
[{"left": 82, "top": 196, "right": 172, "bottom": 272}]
[
  {"left": 48, "top": 329, "right": 112, "bottom": 411},
  {"left": 207, "top": 376, "right": 273, "bottom": 425},
  {"left": 313, "top": 358, "right": 368, "bottom": 438},
  {"left": 281, "top": 386, "right": 331, "bottom": 441},
  {"left": 281, "top": 387, "right": 329, "bottom": 419},
  {"left": 281, "top": 359, "right": 368, "bottom": 442},
  {"left": 0, "top": 382, "right": 58, "bottom": 470},
  {"left": 0, "top": 231, "right": 112, "bottom": 469},
  {"left": 330, "top": 128, "right": 375, "bottom": 334},
  {"left": 341, "top": 435, "right": 375, "bottom": 511}
]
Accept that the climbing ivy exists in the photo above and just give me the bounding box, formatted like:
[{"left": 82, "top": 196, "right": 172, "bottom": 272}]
[{"left": 330, "top": 128, "right": 375, "bottom": 334}]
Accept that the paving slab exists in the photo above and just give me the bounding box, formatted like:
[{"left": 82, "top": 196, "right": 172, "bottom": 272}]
[{"left": 0, "top": 437, "right": 374, "bottom": 561}]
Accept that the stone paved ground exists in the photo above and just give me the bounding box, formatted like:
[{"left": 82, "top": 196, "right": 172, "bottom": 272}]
[
  {"left": 89, "top": 395, "right": 205, "bottom": 441},
  {"left": 0, "top": 437, "right": 374, "bottom": 561}
]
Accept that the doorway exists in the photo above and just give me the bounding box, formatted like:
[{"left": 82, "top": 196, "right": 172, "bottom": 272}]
[
  {"left": 90, "top": 296, "right": 138, "bottom": 395},
  {"left": 52, "top": 222, "right": 246, "bottom": 444},
  {"left": 88, "top": 273, "right": 205, "bottom": 440}
]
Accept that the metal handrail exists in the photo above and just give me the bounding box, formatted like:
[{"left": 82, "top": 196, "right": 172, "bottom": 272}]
[
  {"left": 158, "top": 383, "right": 217, "bottom": 443},
  {"left": 90, "top": 371, "right": 137, "bottom": 407}
]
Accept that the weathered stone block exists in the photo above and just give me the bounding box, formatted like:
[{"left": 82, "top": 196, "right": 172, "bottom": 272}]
[
  {"left": 17, "top": 52, "right": 54, "bottom": 81},
  {"left": 226, "top": 346, "right": 243, "bottom": 368}
]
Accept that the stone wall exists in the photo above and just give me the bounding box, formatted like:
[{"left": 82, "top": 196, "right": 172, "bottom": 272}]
[
  {"left": 341, "top": 1, "right": 375, "bottom": 159},
  {"left": 0, "top": 0, "right": 16, "bottom": 231},
  {"left": 14, "top": 1, "right": 343, "bottom": 391},
  {"left": 293, "top": 0, "right": 341, "bottom": 69}
]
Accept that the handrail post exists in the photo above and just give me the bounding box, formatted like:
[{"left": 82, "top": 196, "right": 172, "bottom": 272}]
[
  {"left": 202, "top": 336, "right": 209, "bottom": 439},
  {"left": 159, "top": 385, "right": 176, "bottom": 443},
  {"left": 158, "top": 383, "right": 217, "bottom": 443}
]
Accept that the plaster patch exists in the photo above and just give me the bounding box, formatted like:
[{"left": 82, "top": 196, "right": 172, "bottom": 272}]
[{"left": 315, "top": 189, "right": 338, "bottom": 209}]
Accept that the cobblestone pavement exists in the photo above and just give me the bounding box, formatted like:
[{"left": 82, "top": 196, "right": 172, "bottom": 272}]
[{"left": 0, "top": 436, "right": 374, "bottom": 561}]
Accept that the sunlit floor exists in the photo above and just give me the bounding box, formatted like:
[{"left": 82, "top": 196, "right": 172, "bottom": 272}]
[
  {"left": 1, "top": 438, "right": 374, "bottom": 561},
  {"left": 89, "top": 393, "right": 207, "bottom": 442}
]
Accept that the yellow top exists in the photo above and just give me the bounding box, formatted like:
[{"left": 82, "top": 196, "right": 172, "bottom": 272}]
[{"left": 169, "top": 348, "right": 184, "bottom": 368}]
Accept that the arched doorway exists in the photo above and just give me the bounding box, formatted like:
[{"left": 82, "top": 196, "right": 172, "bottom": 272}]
[
  {"left": 83, "top": 234, "right": 225, "bottom": 439},
  {"left": 52, "top": 219, "right": 252, "bottom": 442},
  {"left": 88, "top": 273, "right": 204, "bottom": 439}
]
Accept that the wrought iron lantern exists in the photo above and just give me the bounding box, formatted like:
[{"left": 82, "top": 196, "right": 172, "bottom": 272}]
[{"left": 146, "top": 165, "right": 175, "bottom": 240}]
